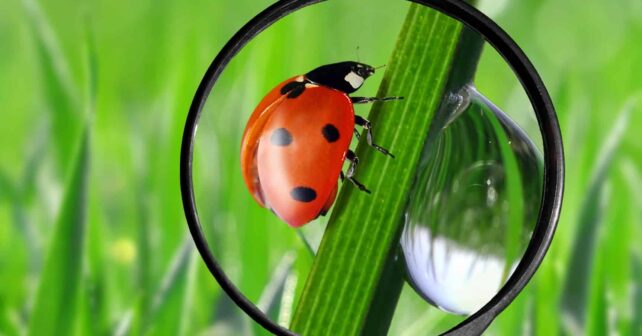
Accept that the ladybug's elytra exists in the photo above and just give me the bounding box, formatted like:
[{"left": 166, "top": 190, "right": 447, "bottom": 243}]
[{"left": 240, "top": 61, "right": 402, "bottom": 227}]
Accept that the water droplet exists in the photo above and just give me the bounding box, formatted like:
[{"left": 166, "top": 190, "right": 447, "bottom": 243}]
[{"left": 400, "top": 85, "right": 543, "bottom": 315}]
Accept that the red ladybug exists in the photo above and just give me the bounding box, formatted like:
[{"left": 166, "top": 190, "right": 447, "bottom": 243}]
[{"left": 241, "top": 61, "right": 401, "bottom": 227}]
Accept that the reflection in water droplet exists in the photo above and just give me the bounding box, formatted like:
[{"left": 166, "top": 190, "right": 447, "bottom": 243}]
[{"left": 400, "top": 85, "right": 543, "bottom": 315}]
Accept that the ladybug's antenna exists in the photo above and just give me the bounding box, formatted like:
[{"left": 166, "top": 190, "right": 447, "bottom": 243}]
[
  {"left": 374, "top": 64, "right": 386, "bottom": 70},
  {"left": 356, "top": 46, "right": 361, "bottom": 63}
]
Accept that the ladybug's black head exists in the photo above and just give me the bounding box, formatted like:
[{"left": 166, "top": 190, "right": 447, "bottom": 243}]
[{"left": 305, "top": 61, "right": 375, "bottom": 94}]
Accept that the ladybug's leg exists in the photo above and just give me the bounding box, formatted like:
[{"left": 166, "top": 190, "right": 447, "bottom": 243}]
[
  {"left": 354, "top": 115, "right": 395, "bottom": 158},
  {"left": 345, "top": 150, "right": 371, "bottom": 194},
  {"left": 351, "top": 96, "right": 403, "bottom": 104},
  {"left": 353, "top": 129, "right": 361, "bottom": 140}
]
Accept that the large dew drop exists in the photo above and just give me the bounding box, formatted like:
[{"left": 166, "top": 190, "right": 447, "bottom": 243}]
[{"left": 400, "top": 85, "right": 543, "bottom": 315}]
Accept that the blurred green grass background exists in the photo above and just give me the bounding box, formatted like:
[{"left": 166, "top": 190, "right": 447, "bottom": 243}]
[{"left": 1, "top": 0, "right": 641, "bottom": 335}]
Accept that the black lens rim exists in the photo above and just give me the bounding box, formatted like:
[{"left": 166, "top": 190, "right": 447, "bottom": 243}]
[{"left": 179, "top": 0, "right": 565, "bottom": 335}]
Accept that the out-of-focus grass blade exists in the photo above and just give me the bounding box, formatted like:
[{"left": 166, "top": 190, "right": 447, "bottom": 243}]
[
  {"left": 486, "top": 106, "right": 526, "bottom": 279},
  {"left": 252, "top": 252, "right": 296, "bottom": 336},
  {"left": 20, "top": 123, "right": 49, "bottom": 204},
  {"left": 621, "top": 159, "right": 642, "bottom": 335},
  {"left": 290, "top": 241, "right": 314, "bottom": 320},
  {"left": 398, "top": 309, "right": 458, "bottom": 336},
  {"left": 256, "top": 252, "right": 295, "bottom": 322},
  {"left": 4, "top": 126, "right": 49, "bottom": 269},
  {"left": 132, "top": 181, "right": 153, "bottom": 334},
  {"left": 77, "top": 275, "right": 94, "bottom": 335},
  {"left": 206, "top": 295, "right": 252, "bottom": 336},
  {"left": 561, "top": 100, "right": 633, "bottom": 333},
  {"left": 586, "top": 252, "right": 608, "bottom": 336},
  {"left": 78, "top": 18, "right": 102, "bottom": 335},
  {"left": 81, "top": 12, "right": 98, "bottom": 117},
  {"left": 21, "top": 0, "right": 81, "bottom": 170},
  {"left": 277, "top": 271, "right": 299, "bottom": 328},
  {"left": 0, "top": 299, "right": 22, "bottom": 336},
  {"left": 399, "top": 311, "right": 444, "bottom": 336},
  {"left": 492, "top": 285, "right": 532, "bottom": 335},
  {"left": 388, "top": 285, "right": 464, "bottom": 335},
  {"left": 113, "top": 309, "right": 133, "bottom": 336},
  {"left": 0, "top": 169, "right": 16, "bottom": 203},
  {"left": 533, "top": 255, "right": 561, "bottom": 335},
  {"left": 144, "top": 238, "right": 195, "bottom": 336},
  {"left": 633, "top": 251, "right": 642, "bottom": 335},
  {"left": 27, "top": 130, "right": 89, "bottom": 336},
  {"left": 596, "top": 159, "right": 638, "bottom": 334},
  {"left": 81, "top": 197, "right": 110, "bottom": 335}
]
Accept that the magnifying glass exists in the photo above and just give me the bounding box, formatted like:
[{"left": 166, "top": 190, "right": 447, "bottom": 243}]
[{"left": 180, "top": 0, "right": 564, "bottom": 335}]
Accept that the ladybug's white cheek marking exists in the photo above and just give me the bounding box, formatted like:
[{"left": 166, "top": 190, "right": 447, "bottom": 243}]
[{"left": 344, "top": 71, "right": 364, "bottom": 89}]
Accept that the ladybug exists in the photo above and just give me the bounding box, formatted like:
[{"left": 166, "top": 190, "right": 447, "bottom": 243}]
[{"left": 240, "top": 61, "right": 402, "bottom": 227}]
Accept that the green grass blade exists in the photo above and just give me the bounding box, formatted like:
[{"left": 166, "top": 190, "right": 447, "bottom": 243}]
[
  {"left": 144, "top": 238, "right": 195, "bottom": 336},
  {"left": 208, "top": 295, "right": 253, "bottom": 336},
  {"left": 113, "top": 309, "right": 134, "bottom": 336},
  {"left": 486, "top": 104, "right": 526, "bottom": 280},
  {"left": 252, "top": 252, "right": 296, "bottom": 336},
  {"left": 560, "top": 100, "right": 633, "bottom": 333},
  {"left": 79, "top": 193, "right": 111, "bottom": 335},
  {"left": 290, "top": 4, "right": 480, "bottom": 335},
  {"left": 76, "top": 20, "right": 102, "bottom": 335},
  {"left": 256, "top": 252, "right": 296, "bottom": 322},
  {"left": 360, "top": 248, "right": 405, "bottom": 335},
  {"left": 633, "top": 251, "right": 642, "bottom": 335},
  {"left": 620, "top": 159, "right": 642, "bottom": 335},
  {"left": 0, "top": 298, "right": 22, "bottom": 336},
  {"left": 27, "top": 130, "right": 89, "bottom": 336},
  {"left": 531, "top": 257, "right": 560, "bottom": 335},
  {"left": 0, "top": 169, "right": 17, "bottom": 203},
  {"left": 21, "top": 0, "right": 82, "bottom": 170},
  {"left": 586, "top": 256, "right": 608, "bottom": 336}
]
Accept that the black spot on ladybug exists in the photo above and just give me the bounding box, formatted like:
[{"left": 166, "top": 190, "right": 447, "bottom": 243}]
[
  {"left": 322, "top": 124, "right": 340, "bottom": 143},
  {"left": 270, "top": 128, "right": 293, "bottom": 146},
  {"left": 280, "top": 81, "right": 305, "bottom": 99},
  {"left": 290, "top": 187, "right": 317, "bottom": 203}
]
